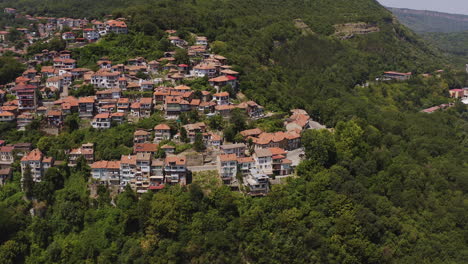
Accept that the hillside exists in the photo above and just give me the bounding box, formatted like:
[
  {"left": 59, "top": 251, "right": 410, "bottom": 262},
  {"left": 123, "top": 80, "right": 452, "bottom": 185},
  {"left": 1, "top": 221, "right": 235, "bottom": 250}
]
[
  {"left": 388, "top": 7, "right": 468, "bottom": 33},
  {"left": 0, "top": 1, "right": 467, "bottom": 264}
]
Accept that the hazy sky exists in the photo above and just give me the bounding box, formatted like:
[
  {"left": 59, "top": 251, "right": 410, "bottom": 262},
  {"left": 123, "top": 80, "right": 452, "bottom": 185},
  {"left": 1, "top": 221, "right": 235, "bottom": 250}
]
[{"left": 378, "top": 0, "right": 468, "bottom": 15}]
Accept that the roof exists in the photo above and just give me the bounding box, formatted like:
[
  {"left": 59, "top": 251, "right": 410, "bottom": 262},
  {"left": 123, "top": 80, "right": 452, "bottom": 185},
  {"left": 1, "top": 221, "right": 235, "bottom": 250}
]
[
  {"left": 0, "top": 111, "right": 14, "bottom": 117},
  {"left": 219, "top": 154, "right": 237, "bottom": 162},
  {"left": 134, "top": 143, "right": 158, "bottom": 153},
  {"left": 269, "top": 147, "right": 287, "bottom": 156},
  {"left": 47, "top": 110, "right": 62, "bottom": 116},
  {"left": 237, "top": 157, "right": 254, "bottom": 163},
  {"left": 121, "top": 155, "right": 137, "bottom": 165},
  {"left": 165, "top": 156, "right": 186, "bottom": 165},
  {"left": 214, "top": 91, "right": 229, "bottom": 97},
  {"left": 220, "top": 143, "right": 246, "bottom": 150},
  {"left": 255, "top": 148, "right": 272, "bottom": 158},
  {"left": 0, "top": 146, "right": 14, "bottom": 153},
  {"left": 134, "top": 130, "right": 150, "bottom": 136},
  {"left": 105, "top": 20, "right": 127, "bottom": 28},
  {"left": 94, "top": 113, "right": 110, "bottom": 119},
  {"left": 209, "top": 76, "right": 230, "bottom": 82},
  {"left": 161, "top": 144, "right": 175, "bottom": 149},
  {"left": 174, "top": 85, "right": 191, "bottom": 90},
  {"left": 383, "top": 71, "right": 412, "bottom": 76},
  {"left": 240, "top": 128, "right": 263, "bottom": 137},
  {"left": 155, "top": 124, "right": 171, "bottom": 130},
  {"left": 78, "top": 96, "right": 95, "bottom": 103},
  {"left": 21, "top": 149, "right": 43, "bottom": 162},
  {"left": 140, "top": 97, "right": 153, "bottom": 104}
]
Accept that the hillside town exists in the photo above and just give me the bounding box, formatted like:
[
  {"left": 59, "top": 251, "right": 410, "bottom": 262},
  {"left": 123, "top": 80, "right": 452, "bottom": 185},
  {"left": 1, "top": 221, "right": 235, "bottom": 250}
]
[{"left": 0, "top": 8, "right": 321, "bottom": 196}]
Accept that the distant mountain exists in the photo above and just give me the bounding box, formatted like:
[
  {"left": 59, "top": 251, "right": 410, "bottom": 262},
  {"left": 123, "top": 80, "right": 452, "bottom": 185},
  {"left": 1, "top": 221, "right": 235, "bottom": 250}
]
[{"left": 388, "top": 7, "right": 468, "bottom": 32}]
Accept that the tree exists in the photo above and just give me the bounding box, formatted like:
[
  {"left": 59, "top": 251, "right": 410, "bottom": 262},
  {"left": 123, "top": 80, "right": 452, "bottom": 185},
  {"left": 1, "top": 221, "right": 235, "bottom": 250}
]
[
  {"left": 22, "top": 165, "right": 34, "bottom": 199},
  {"left": 136, "top": 70, "right": 149, "bottom": 80},
  {"left": 230, "top": 108, "right": 247, "bottom": 134},
  {"left": 64, "top": 113, "right": 80, "bottom": 133},
  {"left": 70, "top": 84, "right": 95, "bottom": 97},
  {"left": 180, "top": 127, "right": 189, "bottom": 143},
  {"left": 302, "top": 129, "right": 336, "bottom": 168},
  {"left": 208, "top": 114, "right": 224, "bottom": 130},
  {"left": 194, "top": 132, "right": 206, "bottom": 152},
  {"left": 174, "top": 48, "right": 189, "bottom": 64}
]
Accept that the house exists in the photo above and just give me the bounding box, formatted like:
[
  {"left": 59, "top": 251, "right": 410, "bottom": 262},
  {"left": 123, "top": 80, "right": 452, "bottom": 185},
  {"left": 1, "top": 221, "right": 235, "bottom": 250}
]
[
  {"left": 0, "top": 111, "right": 15, "bottom": 122},
  {"left": 209, "top": 133, "right": 222, "bottom": 148},
  {"left": 449, "top": 89, "right": 465, "bottom": 98},
  {"left": 134, "top": 143, "right": 158, "bottom": 155},
  {"left": 69, "top": 143, "right": 94, "bottom": 166},
  {"left": 164, "top": 156, "right": 188, "bottom": 185},
  {"left": 240, "top": 128, "right": 263, "bottom": 139},
  {"left": 0, "top": 167, "right": 12, "bottom": 185},
  {"left": 117, "top": 98, "right": 130, "bottom": 113},
  {"left": 78, "top": 96, "right": 95, "bottom": 117},
  {"left": 161, "top": 144, "right": 175, "bottom": 154},
  {"left": 46, "top": 110, "right": 63, "bottom": 127},
  {"left": 217, "top": 154, "right": 237, "bottom": 184},
  {"left": 164, "top": 96, "right": 183, "bottom": 117},
  {"left": 20, "top": 149, "right": 54, "bottom": 182},
  {"left": 195, "top": 36, "right": 208, "bottom": 46},
  {"left": 96, "top": 88, "right": 121, "bottom": 101},
  {"left": 252, "top": 131, "right": 301, "bottom": 151},
  {"left": 0, "top": 146, "right": 15, "bottom": 167},
  {"left": 149, "top": 159, "right": 165, "bottom": 189},
  {"left": 269, "top": 148, "right": 292, "bottom": 176},
  {"left": 111, "top": 112, "right": 125, "bottom": 124},
  {"left": 91, "top": 70, "right": 120, "bottom": 89},
  {"left": 154, "top": 124, "right": 171, "bottom": 142},
  {"left": 215, "top": 104, "right": 235, "bottom": 118},
  {"left": 213, "top": 92, "right": 230, "bottom": 105},
  {"left": 139, "top": 97, "right": 153, "bottom": 118},
  {"left": 133, "top": 153, "right": 152, "bottom": 193},
  {"left": 92, "top": 113, "right": 111, "bottom": 129},
  {"left": 83, "top": 28, "right": 100, "bottom": 42},
  {"left": 15, "top": 85, "right": 38, "bottom": 110},
  {"left": 168, "top": 36, "right": 186, "bottom": 46},
  {"left": 16, "top": 112, "right": 34, "bottom": 130},
  {"left": 238, "top": 101, "right": 264, "bottom": 118},
  {"left": 97, "top": 59, "right": 112, "bottom": 69},
  {"left": 193, "top": 64, "right": 216, "bottom": 78},
  {"left": 253, "top": 148, "right": 273, "bottom": 175},
  {"left": 62, "top": 32, "right": 75, "bottom": 41},
  {"left": 243, "top": 169, "right": 269, "bottom": 196},
  {"left": 209, "top": 76, "right": 237, "bottom": 89},
  {"left": 237, "top": 156, "right": 255, "bottom": 174},
  {"left": 220, "top": 143, "right": 246, "bottom": 157},
  {"left": 382, "top": 71, "right": 412, "bottom": 81},
  {"left": 105, "top": 20, "right": 128, "bottom": 34},
  {"left": 130, "top": 102, "right": 141, "bottom": 118},
  {"left": 4, "top": 8, "right": 16, "bottom": 14},
  {"left": 90, "top": 160, "right": 121, "bottom": 185},
  {"left": 120, "top": 155, "right": 137, "bottom": 187},
  {"left": 134, "top": 130, "right": 151, "bottom": 143}
]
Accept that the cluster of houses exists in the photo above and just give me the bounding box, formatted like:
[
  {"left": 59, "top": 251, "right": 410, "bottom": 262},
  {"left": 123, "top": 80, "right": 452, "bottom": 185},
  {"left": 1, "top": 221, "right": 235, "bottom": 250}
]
[
  {"left": 0, "top": 7, "right": 128, "bottom": 47},
  {"left": 0, "top": 25, "right": 262, "bottom": 132},
  {"left": 214, "top": 109, "right": 311, "bottom": 195},
  {"left": 0, "top": 17, "right": 318, "bottom": 196}
]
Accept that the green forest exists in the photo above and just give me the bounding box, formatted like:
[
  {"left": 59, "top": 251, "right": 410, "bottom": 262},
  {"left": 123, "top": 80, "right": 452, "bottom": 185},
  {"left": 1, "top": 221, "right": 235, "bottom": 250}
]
[{"left": 0, "top": 0, "right": 467, "bottom": 263}]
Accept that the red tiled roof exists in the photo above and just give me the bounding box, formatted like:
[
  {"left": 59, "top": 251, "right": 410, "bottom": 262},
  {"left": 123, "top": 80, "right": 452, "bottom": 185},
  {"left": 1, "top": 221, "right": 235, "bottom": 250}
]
[
  {"left": 219, "top": 153, "right": 237, "bottom": 162},
  {"left": 155, "top": 124, "right": 170, "bottom": 130},
  {"left": 165, "top": 156, "right": 186, "bottom": 165}
]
